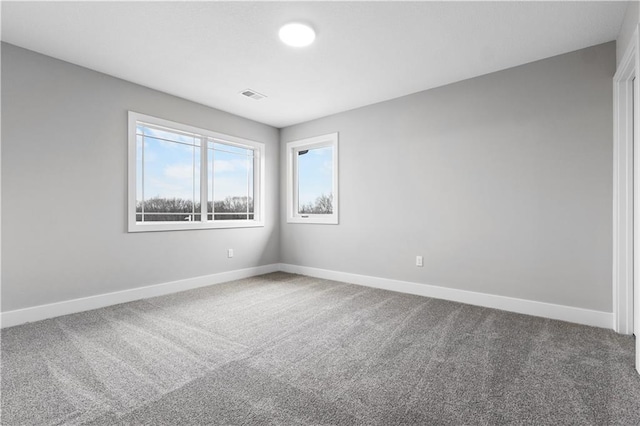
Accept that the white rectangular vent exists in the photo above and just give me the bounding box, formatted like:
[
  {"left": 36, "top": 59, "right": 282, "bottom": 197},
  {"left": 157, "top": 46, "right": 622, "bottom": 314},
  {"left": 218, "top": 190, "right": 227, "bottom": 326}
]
[{"left": 240, "top": 89, "right": 266, "bottom": 100}]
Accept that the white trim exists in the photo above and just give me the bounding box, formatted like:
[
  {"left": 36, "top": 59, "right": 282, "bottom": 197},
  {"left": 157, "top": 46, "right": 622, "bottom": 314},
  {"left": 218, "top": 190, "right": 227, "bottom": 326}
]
[
  {"left": 1, "top": 264, "right": 280, "bottom": 328},
  {"left": 613, "top": 26, "right": 638, "bottom": 335},
  {"left": 128, "top": 111, "right": 265, "bottom": 233},
  {"left": 1, "top": 263, "right": 615, "bottom": 332},
  {"left": 286, "top": 133, "right": 339, "bottom": 224},
  {"left": 279, "top": 264, "right": 613, "bottom": 329}
]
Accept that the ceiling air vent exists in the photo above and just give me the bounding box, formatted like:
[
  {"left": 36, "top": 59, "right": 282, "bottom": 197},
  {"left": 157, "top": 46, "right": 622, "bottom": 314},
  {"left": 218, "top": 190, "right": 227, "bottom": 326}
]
[{"left": 240, "top": 89, "right": 266, "bottom": 100}]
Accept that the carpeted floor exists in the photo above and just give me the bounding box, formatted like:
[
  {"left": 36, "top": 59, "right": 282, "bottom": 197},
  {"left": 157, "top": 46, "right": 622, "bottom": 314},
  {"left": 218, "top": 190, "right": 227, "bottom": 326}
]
[{"left": 2, "top": 272, "right": 639, "bottom": 425}]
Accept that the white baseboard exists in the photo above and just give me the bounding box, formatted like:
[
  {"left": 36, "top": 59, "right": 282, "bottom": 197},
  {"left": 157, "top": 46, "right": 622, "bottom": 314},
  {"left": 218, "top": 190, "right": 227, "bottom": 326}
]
[
  {"left": 279, "top": 264, "right": 613, "bottom": 329},
  {"left": 1, "top": 264, "right": 280, "bottom": 329},
  {"left": 1, "top": 262, "right": 614, "bottom": 330}
]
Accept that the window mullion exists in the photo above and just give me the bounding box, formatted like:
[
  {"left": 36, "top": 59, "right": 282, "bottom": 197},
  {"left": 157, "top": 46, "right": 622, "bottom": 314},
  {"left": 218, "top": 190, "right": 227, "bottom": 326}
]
[
  {"left": 200, "top": 136, "right": 207, "bottom": 222},
  {"left": 211, "top": 143, "right": 216, "bottom": 221},
  {"left": 246, "top": 153, "right": 250, "bottom": 220}
]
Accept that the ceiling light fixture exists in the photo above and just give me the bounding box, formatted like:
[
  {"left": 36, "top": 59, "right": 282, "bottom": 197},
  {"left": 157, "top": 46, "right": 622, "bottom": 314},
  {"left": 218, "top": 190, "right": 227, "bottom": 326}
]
[{"left": 279, "top": 23, "right": 316, "bottom": 47}]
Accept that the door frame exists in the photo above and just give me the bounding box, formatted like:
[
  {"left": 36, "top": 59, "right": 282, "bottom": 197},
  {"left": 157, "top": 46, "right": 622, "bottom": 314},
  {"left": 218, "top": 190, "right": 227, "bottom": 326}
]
[{"left": 613, "top": 25, "right": 639, "bottom": 374}]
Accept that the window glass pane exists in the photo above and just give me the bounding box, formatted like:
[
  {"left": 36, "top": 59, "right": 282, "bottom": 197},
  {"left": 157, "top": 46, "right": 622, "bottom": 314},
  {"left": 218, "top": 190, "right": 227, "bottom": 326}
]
[
  {"left": 210, "top": 140, "right": 252, "bottom": 157},
  {"left": 142, "top": 212, "right": 199, "bottom": 222},
  {"left": 297, "top": 146, "right": 333, "bottom": 214},
  {"left": 139, "top": 135, "right": 200, "bottom": 222},
  {"left": 138, "top": 123, "right": 199, "bottom": 146},
  {"left": 213, "top": 213, "right": 250, "bottom": 220},
  {"left": 208, "top": 151, "right": 214, "bottom": 214},
  {"left": 209, "top": 143, "right": 254, "bottom": 221},
  {"left": 136, "top": 135, "right": 143, "bottom": 215},
  {"left": 248, "top": 156, "right": 254, "bottom": 214}
]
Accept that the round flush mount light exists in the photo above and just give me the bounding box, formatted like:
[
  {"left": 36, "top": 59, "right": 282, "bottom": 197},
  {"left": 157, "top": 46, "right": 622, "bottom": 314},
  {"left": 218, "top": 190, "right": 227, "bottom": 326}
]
[{"left": 279, "top": 22, "right": 316, "bottom": 47}]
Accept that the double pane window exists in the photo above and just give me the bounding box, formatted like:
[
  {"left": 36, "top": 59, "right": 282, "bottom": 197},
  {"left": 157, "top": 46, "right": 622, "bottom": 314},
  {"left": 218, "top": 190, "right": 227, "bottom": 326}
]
[{"left": 129, "top": 112, "right": 264, "bottom": 232}]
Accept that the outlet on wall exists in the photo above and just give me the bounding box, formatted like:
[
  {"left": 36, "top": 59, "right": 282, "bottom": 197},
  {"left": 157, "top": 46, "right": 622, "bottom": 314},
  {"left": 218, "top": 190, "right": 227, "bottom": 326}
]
[
  {"left": 228, "top": 249, "right": 234, "bottom": 258},
  {"left": 416, "top": 255, "right": 423, "bottom": 267}
]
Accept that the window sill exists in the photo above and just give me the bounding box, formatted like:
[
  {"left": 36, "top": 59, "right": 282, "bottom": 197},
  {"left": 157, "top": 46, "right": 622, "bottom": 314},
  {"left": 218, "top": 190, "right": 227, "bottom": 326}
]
[
  {"left": 287, "top": 216, "right": 338, "bottom": 225},
  {"left": 128, "top": 220, "right": 264, "bottom": 233}
]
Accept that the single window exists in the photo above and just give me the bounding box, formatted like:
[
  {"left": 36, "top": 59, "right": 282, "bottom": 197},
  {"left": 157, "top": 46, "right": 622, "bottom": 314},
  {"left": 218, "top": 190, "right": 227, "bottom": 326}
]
[
  {"left": 286, "top": 133, "right": 339, "bottom": 224},
  {"left": 128, "top": 112, "right": 265, "bottom": 232}
]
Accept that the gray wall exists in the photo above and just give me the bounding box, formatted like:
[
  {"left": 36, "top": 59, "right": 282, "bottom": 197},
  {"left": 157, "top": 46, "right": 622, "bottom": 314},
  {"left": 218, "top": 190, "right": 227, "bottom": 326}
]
[
  {"left": 2, "top": 41, "right": 616, "bottom": 314},
  {"left": 1, "top": 43, "right": 280, "bottom": 311},
  {"left": 281, "top": 42, "right": 615, "bottom": 312}
]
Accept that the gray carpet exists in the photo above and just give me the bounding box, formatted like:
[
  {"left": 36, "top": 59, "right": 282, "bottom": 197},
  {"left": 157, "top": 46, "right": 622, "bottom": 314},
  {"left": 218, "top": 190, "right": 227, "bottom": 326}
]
[{"left": 2, "top": 272, "right": 639, "bottom": 425}]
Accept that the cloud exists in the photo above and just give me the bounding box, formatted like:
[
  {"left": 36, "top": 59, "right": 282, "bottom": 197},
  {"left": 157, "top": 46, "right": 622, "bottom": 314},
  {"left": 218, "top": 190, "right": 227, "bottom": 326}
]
[
  {"left": 322, "top": 160, "right": 333, "bottom": 175},
  {"left": 213, "top": 160, "right": 236, "bottom": 173},
  {"left": 164, "top": 164, "right": 199, "bottom": 180},
  {"left": 136, "top": 139, "right": 159, "bottom": 163},
  {"left": 212, "top": 177, "right": 251, "bottom": 200},
  {"left": 213, "top": 159, "right": 250, "bottom": 175}
]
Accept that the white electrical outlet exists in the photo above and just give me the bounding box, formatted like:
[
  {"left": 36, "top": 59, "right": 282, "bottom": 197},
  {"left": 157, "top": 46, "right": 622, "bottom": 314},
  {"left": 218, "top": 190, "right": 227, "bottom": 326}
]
[
  {"left": 228, "top": 249, "right": 234, "bottom": 258},
  {"left": 416, "top": 256, "right": 423, "bottom": 267}
]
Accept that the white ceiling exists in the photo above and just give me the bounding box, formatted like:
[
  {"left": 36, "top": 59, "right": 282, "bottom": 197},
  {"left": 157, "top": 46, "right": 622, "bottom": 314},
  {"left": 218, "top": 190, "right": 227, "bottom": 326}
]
[{"left": 1, "top": 1, "right": 628, "bottom": 128}]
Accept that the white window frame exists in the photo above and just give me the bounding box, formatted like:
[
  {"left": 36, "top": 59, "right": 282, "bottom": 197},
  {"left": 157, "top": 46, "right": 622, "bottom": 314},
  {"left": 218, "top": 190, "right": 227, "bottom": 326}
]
[
  {"left": 286, "top": 132, "right": 339, "bottom": 224},
  {"left": 128, "top": 111, "right": 265, "bottom": 232}
]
